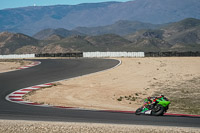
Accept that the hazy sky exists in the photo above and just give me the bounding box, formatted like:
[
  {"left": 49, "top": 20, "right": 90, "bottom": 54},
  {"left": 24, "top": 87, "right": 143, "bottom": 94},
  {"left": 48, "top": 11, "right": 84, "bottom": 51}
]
[{"left": 0, "top": 0, "right": 131, "bottom": 10}]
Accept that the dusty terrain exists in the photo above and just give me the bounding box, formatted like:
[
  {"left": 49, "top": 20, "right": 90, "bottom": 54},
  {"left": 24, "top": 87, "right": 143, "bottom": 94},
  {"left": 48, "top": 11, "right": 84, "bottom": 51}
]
[
  {"left": 0, "top": 120, "right": 199, "bottom": 133},
  {"left": 0, "top": 59, "right": 32, "bottom": 73},
  {"left": 25, "top": 57, "right": 200, "bottom": 114}
]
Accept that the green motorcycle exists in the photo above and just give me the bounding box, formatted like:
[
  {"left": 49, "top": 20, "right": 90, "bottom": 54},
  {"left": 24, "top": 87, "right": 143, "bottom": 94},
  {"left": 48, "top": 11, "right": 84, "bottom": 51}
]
[{"left": 135, "top": 95, "right": 170, "bottom": 116}]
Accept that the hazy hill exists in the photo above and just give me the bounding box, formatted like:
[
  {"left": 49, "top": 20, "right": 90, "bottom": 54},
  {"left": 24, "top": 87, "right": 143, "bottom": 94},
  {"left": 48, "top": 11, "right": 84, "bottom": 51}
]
[
  {"left": 163, "top": 18, "right": 200, "bottom": 33},
  {"left": 162, "top": 18, "right": 200, "bottom": 41},
  {"left": 125, "top": 18, "right": 200, "bottom": 51},
  {"left": 0, "top": 32, "right": 38, "bottom": 54},
  {"left": 163, "top": 19, "right": 200, "bottom": 51},
  {"left": 47, "top": 34, "right": 131, "bottom": 52},
  {"left": 45, "top": 34, "right": 64, "bottom": 41},
  {"left": 33, "top": 28, "right": 84, "bottom": 40},
  {"left": 125, "top": 29, "right": 164, "bottom": 41},
  {"left": 0, "top": 0, "right": 200, "bottom": 35},
  {"left": 73, "top": 20, "right": 160, "bottom": 36}
]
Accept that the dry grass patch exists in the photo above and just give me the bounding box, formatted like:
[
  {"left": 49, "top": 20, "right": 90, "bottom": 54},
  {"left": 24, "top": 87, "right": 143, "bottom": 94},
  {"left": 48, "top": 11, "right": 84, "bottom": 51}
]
[{"left": 153, "top": 76, "right": 200, "bottom": 115}]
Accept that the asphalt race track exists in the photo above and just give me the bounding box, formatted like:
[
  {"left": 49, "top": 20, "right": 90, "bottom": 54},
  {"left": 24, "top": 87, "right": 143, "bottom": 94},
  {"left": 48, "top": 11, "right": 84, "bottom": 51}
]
[{"left": 0, "top": 59, "right": 200, "bottom": 128}]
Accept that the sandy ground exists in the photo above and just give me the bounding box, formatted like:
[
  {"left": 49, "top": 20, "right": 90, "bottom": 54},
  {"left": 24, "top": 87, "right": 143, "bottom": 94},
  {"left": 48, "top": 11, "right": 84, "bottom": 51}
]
[
  {"left": 26, "top": 57, "right": 200, "bottom": 113},
  {"left": 0, "top": 59, "right": 32, "bottom": 73},
  {"left": 0, "top": 120, "right": 199, "bottom": 133}
]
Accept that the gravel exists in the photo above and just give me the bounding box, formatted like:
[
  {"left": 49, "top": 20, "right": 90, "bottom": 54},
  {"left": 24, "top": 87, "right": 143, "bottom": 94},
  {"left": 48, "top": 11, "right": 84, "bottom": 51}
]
[{"left": 0, "top": 120, "right": 199, "bottom": 133}]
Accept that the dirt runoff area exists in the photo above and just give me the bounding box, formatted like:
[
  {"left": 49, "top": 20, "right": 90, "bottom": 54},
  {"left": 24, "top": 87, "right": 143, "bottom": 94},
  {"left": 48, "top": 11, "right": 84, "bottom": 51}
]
[
  {"left": 0, "top": 120, "right": 199, "bottom": 133},
  {"left": 25, "top": 57, "right": 200, "bottom": 115},
  {"left": 0, "top": 59, "right": 32, "bottom": 73}
]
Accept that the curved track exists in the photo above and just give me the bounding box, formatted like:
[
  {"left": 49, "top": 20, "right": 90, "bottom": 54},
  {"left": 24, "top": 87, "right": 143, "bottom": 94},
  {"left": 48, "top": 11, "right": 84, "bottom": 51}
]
[{"left": 0, "top": 59, "right": 199, "bottom": 128}]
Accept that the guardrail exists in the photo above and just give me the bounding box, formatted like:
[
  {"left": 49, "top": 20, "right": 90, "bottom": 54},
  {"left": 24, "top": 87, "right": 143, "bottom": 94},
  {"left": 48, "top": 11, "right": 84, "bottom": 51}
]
[{"left": 145, "top": 52, "right": 200, "bottom": 57}]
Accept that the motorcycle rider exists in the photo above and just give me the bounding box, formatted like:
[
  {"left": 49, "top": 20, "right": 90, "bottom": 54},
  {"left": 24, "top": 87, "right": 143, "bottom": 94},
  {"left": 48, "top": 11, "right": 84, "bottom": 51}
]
[{"left": 144, "top": 95, "right": 165, "bottom": 109}]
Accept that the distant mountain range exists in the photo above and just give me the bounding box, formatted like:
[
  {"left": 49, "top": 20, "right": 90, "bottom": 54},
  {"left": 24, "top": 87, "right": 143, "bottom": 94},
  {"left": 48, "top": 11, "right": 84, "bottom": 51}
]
[
  {"left": 33, "top": 20, "right": 161, "bottom": 40},
  {"left": 0, "top": 18, "right": 200, "bottom": 54},
  {"left": 0, "top": 0, "right": 200, "bottom": 35}
]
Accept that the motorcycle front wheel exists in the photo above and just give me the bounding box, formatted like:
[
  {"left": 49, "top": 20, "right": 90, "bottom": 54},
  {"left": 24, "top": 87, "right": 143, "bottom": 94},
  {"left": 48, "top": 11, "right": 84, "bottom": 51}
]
[
  {"left": 151, "top": 104, "right": 165, "bottom": 116},
  {"left": 135, "top": 107, "right": 143, "bottom": 115}
]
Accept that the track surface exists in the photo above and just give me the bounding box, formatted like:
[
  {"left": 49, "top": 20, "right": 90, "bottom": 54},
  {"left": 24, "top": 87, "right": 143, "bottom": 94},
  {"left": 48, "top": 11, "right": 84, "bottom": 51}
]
[{"left": 0, "top": 59, "right": 199, "bottom": 128}]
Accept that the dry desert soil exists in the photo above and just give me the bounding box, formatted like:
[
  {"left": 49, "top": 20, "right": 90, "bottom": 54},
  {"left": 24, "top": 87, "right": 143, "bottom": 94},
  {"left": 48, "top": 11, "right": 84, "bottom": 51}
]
[
  {"left": 0, "top": 59, "right": 32, "bottom": 73},
  {"left": 24, "top": 57, "right": 200, "bottom": 115}
]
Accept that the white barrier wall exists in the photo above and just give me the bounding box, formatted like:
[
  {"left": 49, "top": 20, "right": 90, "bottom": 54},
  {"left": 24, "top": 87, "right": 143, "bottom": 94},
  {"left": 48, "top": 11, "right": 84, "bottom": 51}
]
[
  {"left": 0, "top": 54, "right": 35, "bottom": 59},
  {"left": 0, "top": 52, "right": 144, "bottom": 58},
  {"left": 83, "top": 52, "right": 145, "bottom": 58}
]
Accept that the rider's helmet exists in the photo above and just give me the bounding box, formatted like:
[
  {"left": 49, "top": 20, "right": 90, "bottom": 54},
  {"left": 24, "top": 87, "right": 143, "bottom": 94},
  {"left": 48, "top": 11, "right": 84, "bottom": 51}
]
[
  {"left": 160, "top": 94, "right": 164, "bottom": 97},
  {"left": 157, "top": 94, "right": 164, "bottom": 99}
]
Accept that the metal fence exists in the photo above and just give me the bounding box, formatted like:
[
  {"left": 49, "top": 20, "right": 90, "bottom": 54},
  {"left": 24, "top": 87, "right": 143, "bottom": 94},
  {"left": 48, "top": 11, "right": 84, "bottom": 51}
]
[
  {"left": 145, "top": 52, "right": 200, "bottom": 57},
  {"left": 35, "top": 53, "right": 83, "bottom": 57}
]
